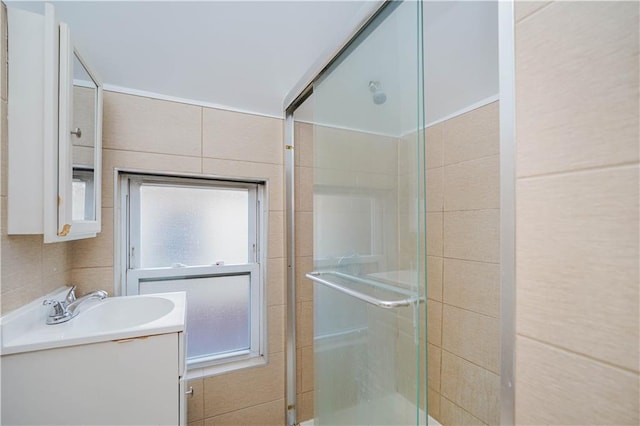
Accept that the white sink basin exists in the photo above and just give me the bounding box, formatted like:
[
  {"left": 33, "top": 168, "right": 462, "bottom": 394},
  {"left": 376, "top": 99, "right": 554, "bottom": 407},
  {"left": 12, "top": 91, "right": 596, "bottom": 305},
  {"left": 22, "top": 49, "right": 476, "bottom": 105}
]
[{"left": 1, "top": 290, "right": 186, "bottom": 356}]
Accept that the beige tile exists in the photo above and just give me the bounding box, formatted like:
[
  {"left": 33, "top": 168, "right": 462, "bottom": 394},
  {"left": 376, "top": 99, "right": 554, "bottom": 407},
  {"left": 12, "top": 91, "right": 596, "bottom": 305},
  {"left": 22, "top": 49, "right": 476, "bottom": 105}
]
[
  {"left": 443, "top": 102, "right": 499, "bottom": 166},
  {"left": 267, "top": 210, "right": 284, "bottom": 259},
  {"left": 444, "top": 258, "right": 499, "bottom": 318},
  {"left": 267, "top": 258, "right": 285, "bottom": 306},
  {"left": 440, "top": 397, "right": 486, "bottom": 426},
  {"left": 1, "top": 5, "right": 6, "bottom": 103},
  {"left": 295, "top": 211, "right": 313, "bottom": 258},
  {"left": 428, "top": 388, "right": 441, "bottom": 421},
  {"left": 514, "top": 1, "right": 551, "bottom": 23},
  {"left": 70, "top": 208, "right": 113, "bottom": 268},
  {"left": 515, "top": 2, "right": 639, "bottom": 177},
  {"left": 442, "top": 305, "right": 500, "bottom": 374},
  {"left": 300, "top": 345, "right": 314, "bottom": 393},
  {"left": 202, "top": 158, "right": 284, "bottom": 211},
  {"left": 295, "top": 256, "right": 314, "bottom": 302},
  {"left": 295, "top": 166, "right": 313, "bottom": 212},
  {"left": 444, "top": 155, "right": 499, "bottom": 211},
  {"left": 204, "top": 398, "right": 285, "bottom": 426},
  {"left": 428, "top": 343, "right": 442, "bottom": 392},
  {"left": 102, "top": 149, "right": 202, "bottom": 208},
  {"left": 444, "top": 210, "right": 499, "bottom": 263},
  {"left": 103, "top": 91, "right": 202, "bottom": 156},
  {"left": 268, "top": 304, "right": 285, "bottom": 354},
  {"left": 516, "top": 336, "right": 639, "bottom": 425},
  {"left": 187, "top": 378, "right": 204, "bottom": 423},
  {"left": 298, "top": 391, "right": 314, "bottom": 423},
  {"left": 203, "top": 107, "right": 283, "bottom": 165},
  {"left": 42, "top": 238, "right": 71, "bottom": 278},
  {"left": 427, "top": 212, "right": 443, "bottom": 256},
  {"left": 1, "top": 100, "right": 7, "bottom": 198},
  {"left": 427, "top": 300, "right": 442, "bottom": 346},
  {"left": 296, "top": 301, "right": 313, "bottom": 348},
  {"left": 427, "top": 256, "right": 443, "bottom": 302},
  {"left": 427, "top": 167, "right": 443, "bottom": 212},
  {"left": 188, "top": 421, "right": 204, "bottom": 426},
  {"left": 426, "top": 124, "right": 444, "bottom": 169},
  {"left": 441, "top": 351, "right": 500, "bottom": 425},
  {"left": 1, "top": 234, "right": 43, "bottom": 294},
  {"left": 71, "top": 267, "right": 114, "bottom": 296},
  {"left": 203, "top": 352, "right": 284, "bottom": 418},
  {"left": 516, "top": 165, "right": 639, "bottom": 371},
  {"left": 295, "top": 122, "right": 314, "bottom": 168}
]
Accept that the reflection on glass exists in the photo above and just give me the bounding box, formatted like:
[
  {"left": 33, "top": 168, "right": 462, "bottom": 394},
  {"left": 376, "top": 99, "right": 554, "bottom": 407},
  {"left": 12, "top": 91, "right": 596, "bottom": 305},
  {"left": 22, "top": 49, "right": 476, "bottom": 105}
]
[
  {"left": 71, "top": 52, "right": 97, "bottom": 221},
  {"left": 310, "top": 1, "right": 427, "bottom": 425}
]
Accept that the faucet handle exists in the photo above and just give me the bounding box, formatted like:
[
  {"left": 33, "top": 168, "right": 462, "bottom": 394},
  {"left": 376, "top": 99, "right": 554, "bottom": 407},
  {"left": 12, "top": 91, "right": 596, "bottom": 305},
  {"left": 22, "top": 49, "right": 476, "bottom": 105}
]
[
  {"left": 43, "top": 299, "right": 66, "bottom": 317},
  {"left": 64, "top": 285, "right": 77, "bottom": 304}
]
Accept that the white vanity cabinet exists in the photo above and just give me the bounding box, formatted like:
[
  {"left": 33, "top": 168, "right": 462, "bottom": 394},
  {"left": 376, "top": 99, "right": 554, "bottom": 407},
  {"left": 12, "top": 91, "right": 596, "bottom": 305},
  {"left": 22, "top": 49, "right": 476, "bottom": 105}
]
[{"left": 1, "top": 331, "right": 186, "bottom": 425}]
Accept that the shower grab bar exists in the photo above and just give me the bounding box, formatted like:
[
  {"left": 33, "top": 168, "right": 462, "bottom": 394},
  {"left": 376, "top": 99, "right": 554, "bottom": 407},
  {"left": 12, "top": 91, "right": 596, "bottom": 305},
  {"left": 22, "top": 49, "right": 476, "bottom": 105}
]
[{"left": 305, "top": 271, "right": 423, "bottom": 309}]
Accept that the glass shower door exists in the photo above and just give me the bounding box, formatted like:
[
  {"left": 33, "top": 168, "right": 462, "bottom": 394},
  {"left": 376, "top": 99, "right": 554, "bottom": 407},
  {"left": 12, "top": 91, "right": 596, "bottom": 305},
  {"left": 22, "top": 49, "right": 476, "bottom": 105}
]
[{"left": 307, "top": 1, "right": 427, "bottom": 424}]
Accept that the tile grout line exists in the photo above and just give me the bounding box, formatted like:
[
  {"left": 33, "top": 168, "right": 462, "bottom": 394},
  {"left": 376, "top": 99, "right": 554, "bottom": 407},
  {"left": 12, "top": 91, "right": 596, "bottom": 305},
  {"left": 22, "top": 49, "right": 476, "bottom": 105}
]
[
  {"left": 439, "top": 394, "right": 489, "bottom": 426},
  {"left": 440, "top": 347, "right": 500, "bottom": 377},
  {"left": 517, "top": 160, "right": 639, "bottom": 182},
  {"left": 515, "top": 1, "right": 555, "bottom": 26},
  {"left": 517, "top": 333, "right": 640, "bottom": 376}
]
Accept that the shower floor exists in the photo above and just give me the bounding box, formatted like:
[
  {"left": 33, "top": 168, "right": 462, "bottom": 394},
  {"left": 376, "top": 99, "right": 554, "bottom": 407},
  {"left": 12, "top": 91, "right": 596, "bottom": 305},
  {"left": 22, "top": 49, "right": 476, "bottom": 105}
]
[{"left": 298, "top": 392, "right": 441, "bottom": 426}]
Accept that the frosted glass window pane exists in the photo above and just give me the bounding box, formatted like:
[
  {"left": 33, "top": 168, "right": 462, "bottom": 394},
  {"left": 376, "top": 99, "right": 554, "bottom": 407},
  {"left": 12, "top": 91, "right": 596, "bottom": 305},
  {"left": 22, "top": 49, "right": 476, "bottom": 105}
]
[
  {"left": 139, "top": 185, "right": 248, "bottom": 268},
  {"left": 140, "top": 274, "right": 250, "bottom": 359}
]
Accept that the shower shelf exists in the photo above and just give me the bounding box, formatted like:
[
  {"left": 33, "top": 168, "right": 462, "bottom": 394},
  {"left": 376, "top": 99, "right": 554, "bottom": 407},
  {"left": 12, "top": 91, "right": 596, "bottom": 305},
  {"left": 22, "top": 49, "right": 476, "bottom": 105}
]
[{"left": 305, "top": 271, "right": 424, "bottom": 309}]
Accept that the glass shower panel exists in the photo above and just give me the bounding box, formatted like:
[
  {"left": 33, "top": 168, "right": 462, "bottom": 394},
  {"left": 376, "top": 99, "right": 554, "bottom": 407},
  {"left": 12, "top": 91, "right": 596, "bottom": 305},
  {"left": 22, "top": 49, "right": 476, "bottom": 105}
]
[{"left": 310, "top": 1, "right": 426, "bottom": 425}]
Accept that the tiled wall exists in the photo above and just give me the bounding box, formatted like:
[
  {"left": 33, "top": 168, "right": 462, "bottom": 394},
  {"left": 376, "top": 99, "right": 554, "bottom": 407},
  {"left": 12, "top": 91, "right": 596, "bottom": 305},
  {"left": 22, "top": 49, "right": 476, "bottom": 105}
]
[
  {"left": 67, "top": 91, "right": 286, "bottom": 426},
  {"left": 426, "top": 101, "right": 501, "bottom": 425},
  {"left": 0, "top": 3, "right": 73, "bottom": 315},
  {"left": 514, "top": 2, "right": 639, "bottom": 424}
]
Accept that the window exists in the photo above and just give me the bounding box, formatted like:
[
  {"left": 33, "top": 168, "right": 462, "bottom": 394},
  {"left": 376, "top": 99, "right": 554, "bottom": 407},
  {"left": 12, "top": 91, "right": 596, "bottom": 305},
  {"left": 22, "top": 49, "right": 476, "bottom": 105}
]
[{"left": 120, "top": 174, "right": 265, "bottom": 370}]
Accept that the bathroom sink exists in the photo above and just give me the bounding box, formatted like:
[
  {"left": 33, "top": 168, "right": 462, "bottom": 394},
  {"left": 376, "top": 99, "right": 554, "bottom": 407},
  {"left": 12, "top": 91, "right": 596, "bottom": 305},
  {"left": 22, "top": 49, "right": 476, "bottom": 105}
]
[
  {"left": 0, "top": 290, "right": 186, "bottom": 356},
  {"left": 79, "top": 296, "right": 176, "bottom": 331}
]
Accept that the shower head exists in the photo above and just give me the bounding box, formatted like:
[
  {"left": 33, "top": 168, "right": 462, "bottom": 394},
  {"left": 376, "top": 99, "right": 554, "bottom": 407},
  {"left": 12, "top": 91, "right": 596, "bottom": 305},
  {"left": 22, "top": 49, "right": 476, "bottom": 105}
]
[{"left": 368, "top": 80, "right": 387, "bottom": 105}]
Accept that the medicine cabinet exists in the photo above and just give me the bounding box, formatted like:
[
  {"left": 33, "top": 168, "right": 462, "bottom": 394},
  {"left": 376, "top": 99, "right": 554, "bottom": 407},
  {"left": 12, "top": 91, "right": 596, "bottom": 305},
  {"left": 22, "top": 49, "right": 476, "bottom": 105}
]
[{"left": 7, "top": 4, "right": 103, "bottom": 242}]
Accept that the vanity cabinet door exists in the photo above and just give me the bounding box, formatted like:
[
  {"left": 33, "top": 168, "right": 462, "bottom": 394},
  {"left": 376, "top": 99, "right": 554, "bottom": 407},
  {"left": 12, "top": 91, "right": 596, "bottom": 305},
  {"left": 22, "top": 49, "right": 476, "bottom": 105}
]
[{"left": 1, "top": 333, "right": 181, "bottom": 425}]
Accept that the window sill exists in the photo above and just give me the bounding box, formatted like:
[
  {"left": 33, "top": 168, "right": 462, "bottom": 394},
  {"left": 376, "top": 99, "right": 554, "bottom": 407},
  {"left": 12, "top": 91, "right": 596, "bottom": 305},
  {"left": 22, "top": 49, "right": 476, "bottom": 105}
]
[{"left": 185, "top": 354, "right": 267, "bottom": 380}]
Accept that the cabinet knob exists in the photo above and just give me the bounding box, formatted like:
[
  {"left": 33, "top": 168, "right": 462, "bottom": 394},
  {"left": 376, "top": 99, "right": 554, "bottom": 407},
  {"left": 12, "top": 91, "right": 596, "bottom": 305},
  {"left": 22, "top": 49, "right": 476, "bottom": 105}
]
[{"left": 71, "top": 127, "right": 82, "bottom": 138}]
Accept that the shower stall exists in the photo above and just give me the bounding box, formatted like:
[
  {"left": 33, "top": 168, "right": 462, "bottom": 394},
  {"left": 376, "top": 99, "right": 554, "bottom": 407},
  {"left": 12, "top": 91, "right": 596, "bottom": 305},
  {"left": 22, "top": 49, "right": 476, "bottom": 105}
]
[{"left": 285, "top": 1, "right": 506, "bottom": 425}]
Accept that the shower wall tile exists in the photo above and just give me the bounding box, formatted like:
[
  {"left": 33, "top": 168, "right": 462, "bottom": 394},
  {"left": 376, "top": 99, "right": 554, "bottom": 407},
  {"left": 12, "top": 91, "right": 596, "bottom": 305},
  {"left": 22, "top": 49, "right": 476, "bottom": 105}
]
[
  {"left": 444, "top": 155, "right": 499, "bottom": 211},
  {"left": 516, "top": 165, "right": 639, "bottom": 372},
  {"left": 515, "top": 2, "right": 639, "bottom": 178},
  {"left": 300, "top": 345, "right": 314, "bottom": 393},
  {"left": 426, "top": 212, "right": 443, "bottom": 256},
  {"left": 298, "top": 391, "right": 314, "bottom": 422},
  {"left": 443, "top": 258, "right": 499, "bottom": 318},
  {"left": 203, "top": 108, "right": 283, "bottom": 165},
  {"left": 516, "top": 336, "right": 639, "bottom": 425},
  {"left": 294, "top": 122, "right": 313, "bottom": 168},
  {"left": 439, "top": 397, "right": 486, "bottom": 426},
  {"left": 442, "top": 102, "right": 499, "bottom": 166},
  {"left": 426, "top": 124, "right": 444, "bottom": 169},
  {"left": 441, "top": 351, "right": 500, "bottom": 425},
  {"left": 427, "top": 255, "right": 443, "bottom": 302},
  {"left": 267, "top": 304, "right": 285, "bottom": 355},
  {"left": 103, "top": 92, "right": 202, "bottom": 157},
  {"left": 203, "top": 398, "right": 285, "bottom": 426},
  {"left": 444, "top": 210, "right": 499, "bottom": 263},
  {"left": 442, "top": 305, "right": 500, "bottom": 374},
  {"left": 295, "top": 256, "right": 314, "bottom": 302},
  {"left": 102, "top": 148, "right": 202, "bottom": 208},
  {"left": 267, "top": 211, "right": 284, "bottom": 259},
  {"left": 427, "top": 300, "right": 442, "bottom": 346},
  {"left": 202, "top": 158, "right": 284, "bottom": 210},
  {"left": 203, "top": 352, "right": 284, "bottom": 418},
  {"left": 514, "top": 1, "right": 551, "bottom": 23},
  {"left": 296, "top": 301, "right": 313, "bottom": 349},
  {"left": 294, "top": 212, "right": 313, "bottom": 257},
  {"left": 427, "top": 167, "right": 443, "bottom": 212},
  {"left": 295, "top": 166, "right": 313, "bottom": 212},
  {"left": 428, "top": 343, "right": 442, "bottom": 391},
  {"left": 71, "top": 267, "right": 114, "bottom": 296}
]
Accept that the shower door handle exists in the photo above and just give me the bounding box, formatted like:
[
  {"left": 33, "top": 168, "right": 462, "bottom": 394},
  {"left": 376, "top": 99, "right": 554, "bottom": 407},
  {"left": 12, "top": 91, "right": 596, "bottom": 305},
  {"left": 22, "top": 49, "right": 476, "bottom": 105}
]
[{"left": 305, "top": 271, "right": 423, "bottom": 309}]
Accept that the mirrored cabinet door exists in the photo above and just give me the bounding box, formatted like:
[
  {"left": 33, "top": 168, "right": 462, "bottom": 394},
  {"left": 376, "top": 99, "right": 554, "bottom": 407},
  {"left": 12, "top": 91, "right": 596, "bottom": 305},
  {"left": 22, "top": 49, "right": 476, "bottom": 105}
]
[{"left": 50, "top": 22, "right": 102, "bottom": 241}]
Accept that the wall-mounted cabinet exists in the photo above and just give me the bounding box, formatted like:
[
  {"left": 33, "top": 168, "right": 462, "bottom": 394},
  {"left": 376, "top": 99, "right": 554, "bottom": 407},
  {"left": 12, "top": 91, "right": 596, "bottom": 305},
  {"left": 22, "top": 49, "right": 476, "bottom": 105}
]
[{"left": 7, "top": 4, "right": 102, "bottom": 242}]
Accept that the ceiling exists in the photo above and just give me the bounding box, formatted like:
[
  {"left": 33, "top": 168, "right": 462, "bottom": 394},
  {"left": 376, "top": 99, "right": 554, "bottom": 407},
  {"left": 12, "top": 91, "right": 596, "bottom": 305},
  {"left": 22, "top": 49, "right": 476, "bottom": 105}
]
[{"left": 6, "top": 1, "right": 380, "bottom": 118}]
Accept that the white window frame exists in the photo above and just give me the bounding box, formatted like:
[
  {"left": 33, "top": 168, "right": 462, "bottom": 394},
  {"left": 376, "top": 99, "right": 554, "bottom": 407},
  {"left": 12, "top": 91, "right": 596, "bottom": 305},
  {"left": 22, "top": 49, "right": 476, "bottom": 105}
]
[{"left": 118, "top": 173, "right": 267, "bottom": 372}]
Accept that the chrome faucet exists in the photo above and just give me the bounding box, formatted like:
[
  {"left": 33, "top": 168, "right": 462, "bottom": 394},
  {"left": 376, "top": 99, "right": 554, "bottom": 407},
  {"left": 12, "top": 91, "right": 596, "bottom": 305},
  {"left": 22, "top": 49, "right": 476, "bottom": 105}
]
[{"left": 43, "top": 285, "right": 108, "bottom": 325}]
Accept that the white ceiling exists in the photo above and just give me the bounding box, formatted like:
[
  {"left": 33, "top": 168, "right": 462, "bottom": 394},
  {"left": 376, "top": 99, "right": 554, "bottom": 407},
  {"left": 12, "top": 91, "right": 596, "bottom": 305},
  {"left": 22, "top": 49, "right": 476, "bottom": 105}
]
[{"left": 6, "top": 0, "right": 379, "bottom": 118}]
